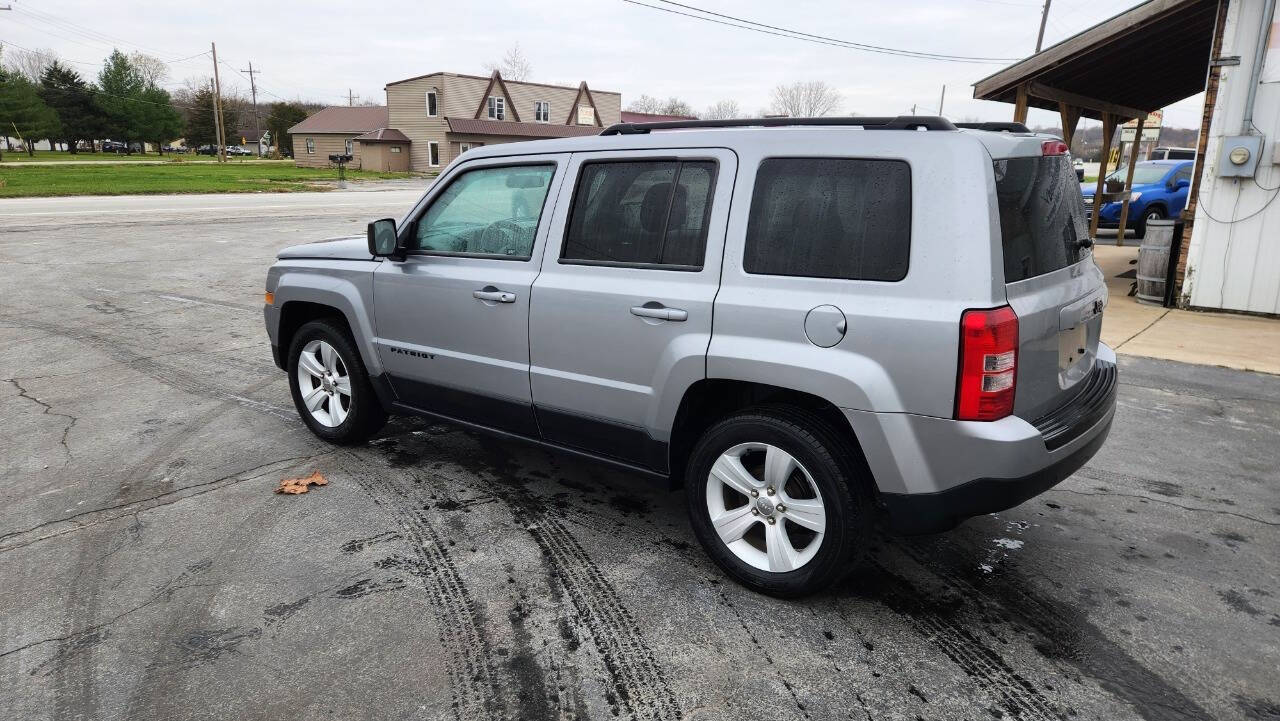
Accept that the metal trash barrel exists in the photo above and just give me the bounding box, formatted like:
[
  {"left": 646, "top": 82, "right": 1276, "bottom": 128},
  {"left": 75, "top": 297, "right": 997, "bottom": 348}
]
[{"left": 1136, "top": 219, "right": 1175, "bottom": 306}]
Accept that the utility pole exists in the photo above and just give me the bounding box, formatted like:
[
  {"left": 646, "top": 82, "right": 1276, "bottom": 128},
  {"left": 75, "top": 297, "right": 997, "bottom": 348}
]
[
  {"left": 938, "top": 85, "right": 946, "bottom": 117},
  {"left": 210, "top": 80, "right": 224, "bottom": 163},
  {"left": 911, "top": 104, "right": 917, "bottom": 116},
  {"left": 347, "top": 89, "right": 359, "bottom": 106},
  {"left": 1035, "top": 0, "right": 1053, "bottom": 53},
  {"left": 241, "top": 61, "right": 261, "bottom": 156},
  {"left": 211, "top": 42, "right": 227, "bottom": 162}
]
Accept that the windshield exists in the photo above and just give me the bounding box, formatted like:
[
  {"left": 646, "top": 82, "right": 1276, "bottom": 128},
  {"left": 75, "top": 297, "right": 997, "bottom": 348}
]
[
  {"left": 1106, "top": 163, "right": 1169, "bottom": 185},
  {"left": 994, "top": 155, "right": 1089, "bottom": 283}
]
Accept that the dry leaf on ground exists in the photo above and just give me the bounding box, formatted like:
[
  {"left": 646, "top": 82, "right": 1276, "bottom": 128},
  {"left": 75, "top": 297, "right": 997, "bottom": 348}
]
[{"left": 276, "top": 471, "right": 328, "bottom": 495}]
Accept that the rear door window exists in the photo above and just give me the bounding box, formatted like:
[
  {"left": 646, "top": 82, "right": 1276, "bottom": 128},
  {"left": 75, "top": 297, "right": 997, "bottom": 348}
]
[
  {"left": 743, "top": 158, "right": 911, "bottom": 281},
  {"left": 561, "top": 160, "right": 716, "bottom": 269},
  {"left": 994, "top": 155, "right": 1089, "bottom": 283}
]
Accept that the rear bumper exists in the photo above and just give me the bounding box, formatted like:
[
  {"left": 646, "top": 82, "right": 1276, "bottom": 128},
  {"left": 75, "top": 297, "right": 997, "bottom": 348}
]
[{"left": 846, "top": 344, "right": 1118, "bottom": 534}]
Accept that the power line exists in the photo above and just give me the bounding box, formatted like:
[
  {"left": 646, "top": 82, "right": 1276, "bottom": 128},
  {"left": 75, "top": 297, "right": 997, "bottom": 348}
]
[{"left": 624, "top": 0, "right": 1022, "bottom": 63}]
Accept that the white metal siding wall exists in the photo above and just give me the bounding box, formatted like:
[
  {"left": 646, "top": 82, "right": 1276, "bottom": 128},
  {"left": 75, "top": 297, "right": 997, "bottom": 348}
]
[{"left": 1184, "top": 0, "right": 1280, "bottom": 314}]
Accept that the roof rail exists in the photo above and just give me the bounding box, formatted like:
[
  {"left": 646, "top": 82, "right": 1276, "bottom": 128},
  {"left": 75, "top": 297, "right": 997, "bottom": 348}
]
[
  {"left": 953, "top": 121, "right": 1032, "bottom": 133},
  {"left": 599, "top": 115, "right": 957, "bottom": 135}
]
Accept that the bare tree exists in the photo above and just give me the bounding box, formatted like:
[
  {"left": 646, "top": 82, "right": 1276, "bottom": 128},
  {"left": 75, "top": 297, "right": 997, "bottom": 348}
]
[
  {"left": 3, "top": 46, "right": 57, "bottom": 82},
  {"left": 703, "top": 99, "right": 742, "bottom": 120},
  {"left": 769, "top": 81, "right": 843, "bottom": 118},
  {"left": 129, "top": 52, "right": 169, "bottom": 89},
  {"left": 626, "top": 94, "right": 695, "bottom": 117},
  {"left": 484, "top": 43, "right": 532, "bottom": 81}
]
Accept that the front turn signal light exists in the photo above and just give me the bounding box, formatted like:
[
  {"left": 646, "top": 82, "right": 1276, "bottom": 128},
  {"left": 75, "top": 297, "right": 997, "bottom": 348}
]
[{"left": 264, "top": 291, "right": 274, "bottom": 306}]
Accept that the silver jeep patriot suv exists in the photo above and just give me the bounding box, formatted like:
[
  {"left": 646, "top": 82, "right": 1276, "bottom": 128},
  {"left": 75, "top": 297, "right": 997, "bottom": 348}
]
[{"left": 263, "top": 116, "right": 1116, "bottom": 596}]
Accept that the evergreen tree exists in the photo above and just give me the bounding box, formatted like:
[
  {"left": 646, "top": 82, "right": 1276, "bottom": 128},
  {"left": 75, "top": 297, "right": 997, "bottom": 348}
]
[
  {"left": 96, "top": 49, "right": 145, "bottom": 153},
  {"left": 266, "top": 101, "right": 308, "bottom": 156},
  {"left": 183, "top": 84, "right": 238, "bottom": 148},
  {"left": 38, "top": 61, "right": 98, "bottom": 154},
  {"left": 138, "top": 86, "right": 182, "bottom": 154},
  {"left": 0, "top": 67, "right": 59, "bottom": 158}
]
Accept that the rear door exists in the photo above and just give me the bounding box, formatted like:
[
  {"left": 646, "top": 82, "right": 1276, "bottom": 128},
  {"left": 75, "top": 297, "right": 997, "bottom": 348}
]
[
  {"left": 993, "top": 148, "right": 1108, "bottom": 421},
  {"left": 529, "top": 149, "right": 736, "bottom": 471}
]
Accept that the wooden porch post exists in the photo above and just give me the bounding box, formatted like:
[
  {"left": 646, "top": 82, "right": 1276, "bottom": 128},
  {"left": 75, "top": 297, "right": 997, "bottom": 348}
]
[
  {"left": 1058, "top": 102, "right": 1081, "bottom": 149},
  {"left": 1089, "top": 112, "right": 1117, "bottom": 240},
  {"left": 1013, "top": 84, "right": 1030, "bottom": 124},
  {"left": 1114, "top": 115, "right": 1145, "bottom": 247}
]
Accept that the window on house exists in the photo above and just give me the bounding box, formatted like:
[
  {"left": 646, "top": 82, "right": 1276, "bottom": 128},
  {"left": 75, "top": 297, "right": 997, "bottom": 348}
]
[
  {"left": 426, "top": 90, "right": 438, "bottom": 117},
  {"left": 390, "top": 146, "right": 402, "bottom": 153},
  {"left": 534, "top": 101, "right": 550, "bottom": 123},
  {"left": 428, "top": 141, "right": 440, "bottom": 167},
  {"left": 561, "top": 160, "right": 717, "bottom": 269},
  {"left": 305, "top": 138, "right": 315, "bottom": 154},
  {"left": 344, "top": 139, "right": 353, "bottom": 155},
  {"left": 411, "top": 164, "right": 556, "bottom": 258},
  {"left": 744, "top": 157, "right": 912, "bottom": 281},
  {"left": 487, "top": 96, "right": 505, "bottom": 120}
]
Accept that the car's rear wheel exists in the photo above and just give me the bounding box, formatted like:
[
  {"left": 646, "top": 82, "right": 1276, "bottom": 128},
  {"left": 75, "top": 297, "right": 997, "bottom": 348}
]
[
  {"left": 1135, "top": 206, "right": 1163, "bottom": 239},
  {"left": 287, "top": 319, "right": 386, "bottom": 444},
  {"left": 684, "top": 406, "right": 870, "bottom": 597}
]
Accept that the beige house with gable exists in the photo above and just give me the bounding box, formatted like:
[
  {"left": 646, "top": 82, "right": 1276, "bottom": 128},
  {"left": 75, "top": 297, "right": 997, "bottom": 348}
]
[{"left": 385, "top": 71, "right": 621, "bottom": 172}]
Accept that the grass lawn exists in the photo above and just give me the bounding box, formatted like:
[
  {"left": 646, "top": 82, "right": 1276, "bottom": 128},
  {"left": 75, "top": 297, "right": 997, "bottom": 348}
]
[
  {"left": 0, "top": 149, "right": 226, "bottom": 163},
  {"left": 0, "top": 162, "right": 409, "bottom": 198}
]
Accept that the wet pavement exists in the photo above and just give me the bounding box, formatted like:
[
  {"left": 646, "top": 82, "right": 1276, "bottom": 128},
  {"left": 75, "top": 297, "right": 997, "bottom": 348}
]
[{"left": 1, "top": 192, "right": 1277, "bottom": 721}]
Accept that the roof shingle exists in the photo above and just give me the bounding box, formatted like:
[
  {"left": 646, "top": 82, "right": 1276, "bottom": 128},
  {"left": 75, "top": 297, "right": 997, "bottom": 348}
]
[{"left": 288, "top": 106, "right": 389, "bottom": 135}]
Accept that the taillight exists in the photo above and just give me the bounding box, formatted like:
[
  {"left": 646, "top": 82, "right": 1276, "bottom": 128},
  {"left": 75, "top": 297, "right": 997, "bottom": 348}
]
[
  {"left": 1042, "top": 140, "right": 1069, "bottom": 156},
  {"left": 956, "top": 306, "right": 1019, "bottom": 421}
]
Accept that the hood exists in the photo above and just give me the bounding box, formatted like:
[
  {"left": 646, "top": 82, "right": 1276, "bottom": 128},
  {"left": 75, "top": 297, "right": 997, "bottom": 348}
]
[{"left": 276, "top": 235, "right": 375, "bottom": 261}]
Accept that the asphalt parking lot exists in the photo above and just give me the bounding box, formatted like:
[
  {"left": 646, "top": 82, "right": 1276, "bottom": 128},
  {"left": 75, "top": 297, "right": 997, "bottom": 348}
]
[{"left": 1, "top": 189, "right": 1277, "bottom": 721}]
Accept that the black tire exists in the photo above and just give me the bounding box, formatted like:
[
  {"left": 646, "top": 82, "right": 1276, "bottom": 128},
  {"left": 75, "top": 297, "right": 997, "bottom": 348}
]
[
  {"left": 287, "top": 319, "right": 387, "bottom": 444},
  {"left": 684, "top": 405, "right": 871, "bottom": 598},
  {"left": 1134, "top": 206, "right": 1163, "bottom": 239}
]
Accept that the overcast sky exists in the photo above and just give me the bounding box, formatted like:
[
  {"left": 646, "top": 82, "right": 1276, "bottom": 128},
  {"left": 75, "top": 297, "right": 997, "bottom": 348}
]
[{"left": 1, "top": 0, "right": 1205, "bottom": 130}]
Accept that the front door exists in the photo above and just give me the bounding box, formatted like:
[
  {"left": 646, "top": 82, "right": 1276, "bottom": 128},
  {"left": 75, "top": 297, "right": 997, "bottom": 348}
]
[
  {"left": 529, "top": 149, "right": 737, "bottom": 471},
  {"left": 374, "top": 156, "right": 566, "bottom": 435}
]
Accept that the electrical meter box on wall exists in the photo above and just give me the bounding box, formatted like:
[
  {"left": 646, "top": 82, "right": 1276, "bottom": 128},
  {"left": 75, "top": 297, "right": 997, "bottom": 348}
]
[{"left": 1218, "top": 135, "right": 1264, "bottom": 177}]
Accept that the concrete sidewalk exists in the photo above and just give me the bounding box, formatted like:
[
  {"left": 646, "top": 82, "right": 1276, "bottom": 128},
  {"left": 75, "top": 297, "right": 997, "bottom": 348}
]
[{"left": 1095, "top": 244, "right": 1280, "bottom": 374}]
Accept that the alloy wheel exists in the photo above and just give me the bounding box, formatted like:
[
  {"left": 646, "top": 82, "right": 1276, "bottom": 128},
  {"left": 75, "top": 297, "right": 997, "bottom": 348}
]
[
  {"left": 296, "top": 339, "right": 352, "bottom": 428},
  {"left": 705, "top": 442, "right": 827, "bottom": 573}
]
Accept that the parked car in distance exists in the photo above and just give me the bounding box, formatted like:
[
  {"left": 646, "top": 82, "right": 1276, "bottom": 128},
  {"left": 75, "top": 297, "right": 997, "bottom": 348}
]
[
  {"left": 195, "top": 145, "right": 219, "bottom": 156},
  {"left": 263, "top": 117, "right": 1117, "bottom": 596},
  {"left": 101, "top": 140, "right": 129, "bottom": 154},
  {"left": 226, "top": 145, "right": 252, "bottom": 156},
  {"left": 1081, "top": 159, "right": 1193, "bottom": 238},
  {"left": 1149, "top": 146, "right": 1196, "bottom": 161},
  {"left": 1074, "top": 157, "right": 1085, "bottom": 181}
]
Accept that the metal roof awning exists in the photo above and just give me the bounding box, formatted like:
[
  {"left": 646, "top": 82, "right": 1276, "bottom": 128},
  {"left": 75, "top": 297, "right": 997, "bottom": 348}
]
[{"left": 973, "top": 0, "right": 1220, "bottom": 120}]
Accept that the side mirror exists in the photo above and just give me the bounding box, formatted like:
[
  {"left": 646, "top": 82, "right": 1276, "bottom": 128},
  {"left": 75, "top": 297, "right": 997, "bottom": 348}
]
[
  {"left": 1174, "top": 178, "right": 1190, "bottom": 191},
  {"left": 368, "top": 218, "right": 399, "bottom": 257}
]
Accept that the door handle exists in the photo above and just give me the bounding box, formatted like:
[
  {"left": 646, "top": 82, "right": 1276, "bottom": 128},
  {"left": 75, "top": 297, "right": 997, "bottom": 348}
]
[
  {"left": 630, "top": 304, "right": 688, "bottom": 322},
  {"left": 473, "top": 287, "right": 516, "bottom": 303}
]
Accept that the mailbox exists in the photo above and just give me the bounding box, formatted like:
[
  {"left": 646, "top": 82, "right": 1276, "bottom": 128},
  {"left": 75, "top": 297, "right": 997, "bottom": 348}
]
[{"left": 329, "top": 153, "right": 353, "bottom": 165}]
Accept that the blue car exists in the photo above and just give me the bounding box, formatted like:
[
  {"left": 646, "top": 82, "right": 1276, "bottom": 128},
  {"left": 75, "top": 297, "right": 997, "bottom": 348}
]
[{"left": 1081, "top": 159, "right": 1193, "bottom": 238}]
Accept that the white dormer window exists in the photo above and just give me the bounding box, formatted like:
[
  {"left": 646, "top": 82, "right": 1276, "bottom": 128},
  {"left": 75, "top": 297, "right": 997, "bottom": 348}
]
[
  {"left": 426, "top": 89, "right": 438, "bottom": 117},
  {"left": 487, "top": 96, "right": 505, "bottom": 120},
  {"left": 534, "top": 101, "right": 550, "bottom": 123}
]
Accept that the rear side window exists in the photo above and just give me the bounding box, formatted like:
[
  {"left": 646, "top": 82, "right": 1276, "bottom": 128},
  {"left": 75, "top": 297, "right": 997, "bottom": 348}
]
[
  {"left": 994, "top": 156, "right": 1088, "bottom": 283},
  {"left": 744, "top": 158, "right": 911, "bottom": 281},
  {"left": 562, "top": 160, "right": 716, "bottom": 269}
]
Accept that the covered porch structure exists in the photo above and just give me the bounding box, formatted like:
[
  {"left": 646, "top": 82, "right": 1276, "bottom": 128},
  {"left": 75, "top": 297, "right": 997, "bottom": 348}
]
[{"left": 973, "top": 0, "right": 1226, "bottom": 257}]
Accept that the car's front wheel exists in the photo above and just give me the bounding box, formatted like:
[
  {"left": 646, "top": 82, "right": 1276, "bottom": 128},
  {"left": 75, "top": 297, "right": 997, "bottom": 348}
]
[
  {"left": 684, "top": 407, "right": 870, "bottom": 597},
  {"left": 1135, "top": 206, "right": 1164, "bottom": 239},
  {"left": 287, "top": 319, "right": 386, "bottom": 444}
]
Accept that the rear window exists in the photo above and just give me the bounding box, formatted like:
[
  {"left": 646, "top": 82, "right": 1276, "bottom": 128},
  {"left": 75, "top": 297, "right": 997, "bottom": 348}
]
[
  {"left": 994, "top": 155, "right": 1089, "bottom": 283},
  {"left": 744, "top": 158, "right": 911, "bottom": 281}
]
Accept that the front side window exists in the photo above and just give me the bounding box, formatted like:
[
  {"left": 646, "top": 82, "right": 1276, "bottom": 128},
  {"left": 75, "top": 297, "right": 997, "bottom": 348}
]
[
  {"left": 305, "top": 138, "right": 315, "bottom": 154},
  {"left": 562, "top": 160, "right": 716, "bottom": 269},
  {"left": 411, "top": 164, "right": 556, "bottom": 258},
  {"left": 426, "top": 90, "right": 438, "bottom": 117},
  {"left": 535, "top": 101, "right": 550, "bottom": 123},
  {"left": 428, "top": 142, "right": 440, "bottom": 167},
  {"left": 744, "top": 158, "right": 911, "bottom": 281},
  {"left": 488, "top": 96, "right": 505, "bottom": 120}
]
